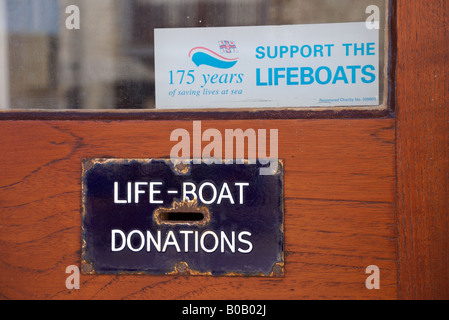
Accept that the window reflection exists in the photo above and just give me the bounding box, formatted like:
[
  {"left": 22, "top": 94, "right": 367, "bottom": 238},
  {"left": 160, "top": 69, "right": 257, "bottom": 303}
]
[{"left": 0, "top": 0, "right": 386, "bottom": 110}]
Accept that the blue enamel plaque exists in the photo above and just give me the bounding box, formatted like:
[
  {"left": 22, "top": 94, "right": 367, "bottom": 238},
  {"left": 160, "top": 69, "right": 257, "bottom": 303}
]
[{"left": 81, "top": 159, "right": 284, "bottom": 276}]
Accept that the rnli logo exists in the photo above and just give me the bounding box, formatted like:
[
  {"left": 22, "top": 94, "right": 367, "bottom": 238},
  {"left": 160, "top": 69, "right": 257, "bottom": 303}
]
[{"left": 189, "top": 40, "right": 239, "bottom": 69}]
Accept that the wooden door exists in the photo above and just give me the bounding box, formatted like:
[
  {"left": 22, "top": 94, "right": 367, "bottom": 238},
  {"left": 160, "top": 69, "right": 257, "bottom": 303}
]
[{"left": 0, "top": 0, "right": 447, "bottom": 300}]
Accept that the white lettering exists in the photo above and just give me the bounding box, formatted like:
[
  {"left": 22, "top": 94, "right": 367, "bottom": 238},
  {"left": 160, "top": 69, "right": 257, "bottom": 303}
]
[
  {"left": 111, "top": 229, "right": 126, "bottom": 252},
  {"left": 235, "top": 183, "right": 249, "bottom": 204},
  {"left": 183, "top": 182, "right": 197, "bottom": 201},
  {"left": 135, "top": 182, "right": 147, "bottom": 204},
  {"left": 162, "top": 230, "right": 181, "bottom": 252},
  {"left": 127, "top": 230, "right": 145, "bottom": 252},
  {"left": 150, "top": 182, "right": 163, "bottom": 204},
  {"left": 238, "top": 231, "right": 253, "bottom": 253},
  {"left": 194, "top": 231, "right": 199, "bottom": 252},
  {"left": 221, "top": 231, "right": 235, "bottom": 253},
  {"left": 179, "top": 230, "right": 194, "bottom": 252},
  {"left": 114, "top": 182, "right": 127, "bottom": 204},
  {"left": 200, "top": 231, "right": 219, "bottom": 253},
  {"left": 217, "top": 183, "right": 234, "bottom": 204},
  {"left": 111, "top": 229, "right": 254, "bottom": 254},
  {"left": 198, "top": 182, "right": 217, "bottom": 204},
  {"left": 65, "top": 5, "right": 80, "bottom": 30},
  {"left": 146, "top": 230, "right": 161, "bottom": 252}
]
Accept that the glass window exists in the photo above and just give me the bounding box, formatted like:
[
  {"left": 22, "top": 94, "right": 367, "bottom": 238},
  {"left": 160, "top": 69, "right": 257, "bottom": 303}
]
[{"left": 0, "top": 0, "right": 388, "bottom": 110}]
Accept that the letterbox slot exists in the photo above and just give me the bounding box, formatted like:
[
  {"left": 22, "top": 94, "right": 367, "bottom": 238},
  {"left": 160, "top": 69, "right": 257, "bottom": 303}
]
[
  {"left": 153, "top": 199, "right": 211, "bottom": 226},
  {"left": 159, "top": 211, "right": 204, "bottom": 222}
]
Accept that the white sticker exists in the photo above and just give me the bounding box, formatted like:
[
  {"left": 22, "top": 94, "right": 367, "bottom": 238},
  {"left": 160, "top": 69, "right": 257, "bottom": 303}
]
[{"left": 155, "top": 23, "right": 379, "bottom": 109}]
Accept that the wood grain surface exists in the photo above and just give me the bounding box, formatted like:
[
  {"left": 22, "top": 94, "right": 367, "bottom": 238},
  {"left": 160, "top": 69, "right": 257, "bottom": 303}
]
[
  {"left": 1, "top": 0, "right": 448, "bottom": 301},
  {"left": 396, "top": 0, "right": 449, "bottom": 299},
  {"left": 0, "top": 119, "right": 396, "bottom": 299}
]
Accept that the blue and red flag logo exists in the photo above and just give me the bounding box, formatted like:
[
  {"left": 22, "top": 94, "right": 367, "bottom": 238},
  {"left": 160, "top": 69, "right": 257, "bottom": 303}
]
[
  {"left": 219, "top": 40, "right": 238, "bottom": 54},
  {"left": 189, "top": 41, "right": 239, "bottom": 69}
]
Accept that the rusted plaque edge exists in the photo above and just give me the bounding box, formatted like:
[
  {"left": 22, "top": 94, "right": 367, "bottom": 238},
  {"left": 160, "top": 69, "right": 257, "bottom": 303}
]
[{"left": 81, "top": 159, "right": 284, "bottom": 277}]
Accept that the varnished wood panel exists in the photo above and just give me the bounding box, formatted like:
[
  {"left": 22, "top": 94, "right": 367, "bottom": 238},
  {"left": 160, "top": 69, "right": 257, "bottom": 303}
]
[
  {"left": 396, "top": 0, "right": 449, "bottom": 299},
  {"left": 0, "top": 119, "right": 396, "bottom": 299}
]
